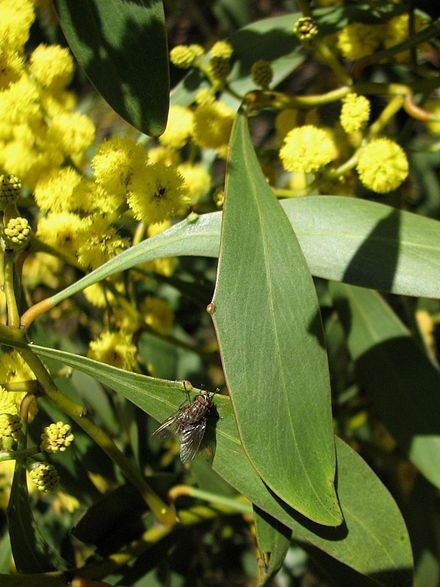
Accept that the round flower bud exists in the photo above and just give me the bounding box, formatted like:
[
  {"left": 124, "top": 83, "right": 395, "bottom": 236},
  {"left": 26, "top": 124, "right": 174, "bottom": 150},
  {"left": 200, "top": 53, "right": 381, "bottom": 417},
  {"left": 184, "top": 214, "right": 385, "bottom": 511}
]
[
  {"left": 0, "top": 174, "right": 21, "bottom": 210},
  {"left": 170, "top": 44, "right": 204, "bottom": 69},
  {"left": 356, "top": 138, "right": 409, "bottom": 193},
  {"left": 208, "top": 40, "right": 233, "bottom": 83},
  {"left": 2, "top": 216, "right": 32, "bottom": 251},
  {"left": 41, "top": 421, "right": 74, "bottom": 453},
  {"left": 0, "top": 413, "right": 22, "bottom": 443},
  {"left": 29, "top": 462, "right": 60, "bottom": 493},
  {"left": 251, "top": 60, "right": 273, "bottom": 89},
  {"left": 293, "top": 17, "right": 319, "bottom": 41}
]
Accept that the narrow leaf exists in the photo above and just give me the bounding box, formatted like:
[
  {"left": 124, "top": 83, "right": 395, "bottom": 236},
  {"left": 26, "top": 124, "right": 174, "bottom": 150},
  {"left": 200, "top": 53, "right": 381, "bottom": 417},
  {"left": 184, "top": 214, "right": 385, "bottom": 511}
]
[
  {"left": 211, "top": 112, "right": 340, "bottom": 525},
  {"left": 331, "top": 282, "right": 440, "bottom": 488},
  {"left": 44, "top": 196, "right": 440, "bottom": 311},
  {"left": 7, "top": 461, "right": 60, "bottom": 573},
  {"left": 55, "top": 0, "right": 169, "bottom": 135},
  {"left": 26, "top": 344, "right": 413, "bottom": 585},
  {"left": 254, "top": 507, "right": 291, "bottom": 585}
]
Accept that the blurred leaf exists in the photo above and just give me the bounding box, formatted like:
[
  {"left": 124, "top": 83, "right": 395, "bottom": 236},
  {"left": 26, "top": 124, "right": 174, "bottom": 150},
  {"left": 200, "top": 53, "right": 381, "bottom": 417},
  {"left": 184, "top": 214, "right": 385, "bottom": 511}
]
[
  {"left": 47, "top": 196, "right": 440, "bottom": 310},
  {"left": 0, "top": 575, "right": 66, "bottom": 587},
  {"left": 0, "top": 532, "right": 11, "bottom": 573},
  {"left": 211, "top": 112, "right": 340, "bottom": 525},
  {"left": 27, "top": 344, "right": 412, "bottom": 583},
  {"left": 172, "top": 13, "right": 304, "bottom": 106},
  {"left": 7, "top": 461, "right": 63, "bottom": 573},
  {"left": 254, "top": 507, "right": 291, "bottom": 585},
  {"left": 331, "top": 282, "right": 440, "bottom": 488},
  {"left": 55, "top": 0, "right": 169, "bottom": 135}
]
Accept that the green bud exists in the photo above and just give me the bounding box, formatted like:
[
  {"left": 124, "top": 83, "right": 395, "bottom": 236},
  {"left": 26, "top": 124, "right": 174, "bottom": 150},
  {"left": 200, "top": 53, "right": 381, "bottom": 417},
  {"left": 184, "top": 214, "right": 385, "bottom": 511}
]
[
  {"left": 0, "top": 174, "right": 21, "bottom": 210},
  {"left": 29, "top": 462, "right": 59, "bottom": 493},
  {"left": 293, "top": 17, "right": 319, "bottom": 41},
  {"left": 2, "top": 216, "right": 32, "bottom": 251}
]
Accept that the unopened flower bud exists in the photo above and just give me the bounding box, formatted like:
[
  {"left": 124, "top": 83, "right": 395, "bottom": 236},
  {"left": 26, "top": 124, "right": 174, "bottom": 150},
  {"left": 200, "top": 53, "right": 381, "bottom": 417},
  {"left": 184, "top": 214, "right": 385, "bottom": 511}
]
[
  {"left": 41, "top": 421, "right": 74, "bottom": 453},
  {"left": 2, "top": 216, "right": 32, "bottom": 251},
  {"left": 29, "top": 462, "right": 59, "bottom": 493},
  {"left": 208, "top": 40, "right": 233, "bottom": 83},
  {"left": 0, "top": 413, "right": 22, "bottom": 444},
  {"left": 251, "top": 60, "right": 273, "bottom": 89},
  {"left": 170, "top": 44, "right": 204, "bottom": 69},
  {"left": 0, "top": 174, "right": 21, "bottom": 210},
  {"left": 293, "top": 17, "right": 319, "bottom": 41}
]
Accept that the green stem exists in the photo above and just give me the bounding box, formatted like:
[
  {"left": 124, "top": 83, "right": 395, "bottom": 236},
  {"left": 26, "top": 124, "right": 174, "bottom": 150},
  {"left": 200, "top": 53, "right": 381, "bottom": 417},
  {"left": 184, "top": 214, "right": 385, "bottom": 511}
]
[
  {"left": 4, "top": 252, "right": 19, "bottom": 327},
  {"left": 368, "top": 95, "right": 405, "bottom": 138},
  {"left": 0, "top": 446, "right": 39, "bottom": 462},
  {"left": 1, "top": 380, "right": 40, "bottom": 392},
  {"left": 169, "top": 484, "right": 252, "bottom": 514}
]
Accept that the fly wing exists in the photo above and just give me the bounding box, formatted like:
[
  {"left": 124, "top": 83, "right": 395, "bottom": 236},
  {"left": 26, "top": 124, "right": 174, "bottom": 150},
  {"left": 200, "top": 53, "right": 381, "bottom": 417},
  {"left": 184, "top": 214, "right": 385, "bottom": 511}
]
[
  {"left": 179, "top": 419, "right": 207, "bottom": 464},
  {"left": 153, "top": 412, "right": 181, "bottom": 439}
]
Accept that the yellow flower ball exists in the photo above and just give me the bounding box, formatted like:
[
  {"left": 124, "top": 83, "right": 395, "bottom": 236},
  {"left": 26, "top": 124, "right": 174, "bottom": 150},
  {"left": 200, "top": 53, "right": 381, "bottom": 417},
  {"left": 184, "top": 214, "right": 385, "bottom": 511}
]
[
  {"left": 88, "top": 331, "right": 137, "bottom": 371},
  {"left": 356, "top": 138, "right": 409, "bottom": 193},
  {"left": 336, "top": 23, "right": 381, "bottom": 60},
  {"left": 193, "top": 101, "right": 235, "bottom": 150},
  {"left": 279, "top": 125, "right": 336, "bottom": 173},
  {"left": 177, "top": 163, "right": 211, "bottom": 204},
  {"left": 29, "top": 44, "right": 74, "bottom": 90},
  {"left": 340, "top": 93, "right": 370, "bottom": 133},
  {"left": 159, "top": 105, "right": 193, "bottom": 149}
]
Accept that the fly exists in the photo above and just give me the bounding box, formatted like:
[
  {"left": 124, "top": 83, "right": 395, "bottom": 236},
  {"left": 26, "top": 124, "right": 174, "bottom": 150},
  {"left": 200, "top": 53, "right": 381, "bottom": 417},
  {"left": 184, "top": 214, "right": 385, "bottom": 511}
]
[{"left": 153, "top": 393, "right": 214, "bottom": 464}]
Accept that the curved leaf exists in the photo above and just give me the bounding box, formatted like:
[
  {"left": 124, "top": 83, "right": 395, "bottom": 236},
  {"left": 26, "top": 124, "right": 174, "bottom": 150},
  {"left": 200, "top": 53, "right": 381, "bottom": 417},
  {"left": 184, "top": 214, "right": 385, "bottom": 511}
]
[
  {"left": 24, "top": 343, "right": 412, "bottom": 585},
  {"left": 211, "top": 112, "right": 340, "bottom": 525},
  {"left": 55, "top": 0, "right": 169, "bottom": 135},
  {"left": 331, "top": 282, "right": 440, "bottom": 488},
  {"left": 45, "top": 196, "right": 440, "bottom": 312}
]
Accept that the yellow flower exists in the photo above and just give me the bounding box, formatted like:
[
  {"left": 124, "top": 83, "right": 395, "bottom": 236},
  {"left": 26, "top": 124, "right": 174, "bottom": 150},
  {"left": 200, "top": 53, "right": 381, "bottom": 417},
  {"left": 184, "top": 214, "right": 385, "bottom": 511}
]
[
  {"left": 336, "top": 23, "right": 381, "bottom": 60},
  {"left": 279, "top": 125, "right": 336, "bottom": 173},
  {"left": 46, "top": 111, "right": 95, "bottom": 164},
  {"left": 29, "top": 44, "right": 74, "bottom": 90},
  {"left": 382, "top": 14, "right": 429, "bottom": 61},
  {"left": 0, "top": 43, "right": 23, "bottom": 90},
  {"left": 147, "top": 146, "right": 181, "bottom": 167},
  {"left": 147, "top": 220, "right": 171, "bottom": 237},
  {"left": 77, "top": 215, "right": 129, "bottom": 271},
  {"left": 159, "top": 105, "right": 194, "bottom": 150},
  {"left": 41, "top": 421, "right": 74, "bottom": 453},
  {"left": 170, "top": 44, "right": 204, "bottom": 68},
  {"left": 127, "top": 163, "right": 189, "bottom": 225},
  {"left": 340, "top": 93, "right": 370, "bottom": 133},
  {"left": 22, "top": 252, "right": 61, "bottom": 290},
  {"left": 193, "top": 101, "right": 235, "bottom": 150},
  {"left": 177, "top": 163, "right": 211, "bottom": 204},
  {"left": 34, "top": 167, "right": 83, "bottom": 213},
  {"left": 36, "top": 212, "right": 85, "bottom": 259},
  {"left": 88, "top": 330, "right": 137, "bottom": 370},
  {"left": 0, "top": 0, "right": 35, "bottom": 50},
  {"left": 208, "top": 40, "right": 233, "bottom": 83},
  {"left": 356, "top": 138, "right": 409, "bottom": 193},
  {"left": 142, "top": 296, "right": 174, "bottom": 335},
  {"left": 0, "top": 75, "right": 40, "bottom": 125}
]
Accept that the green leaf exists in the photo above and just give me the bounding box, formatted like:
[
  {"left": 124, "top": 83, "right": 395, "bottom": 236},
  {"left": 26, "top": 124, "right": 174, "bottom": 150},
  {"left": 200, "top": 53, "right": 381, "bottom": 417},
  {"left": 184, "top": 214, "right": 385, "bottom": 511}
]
[
  {"left": 7, "top": 461, "right": 61, "bottom": 573},
  {"left": 254, "top": 507, "right": 291, "bottom": 585},
  {"left": 45, "top": 196, "right": 440, "bottom": 312},
  {"left": 211, "top": 112, "right": 340, "bottom": 525},
  {"left": 330, "top": 282, "right": 440, "bottom": 488},
  {"left": 26, "top": 344, "right": 413, "bottom": 584},
  {"left": 55, "top": 0, "right": 169, "bottom": 136}
]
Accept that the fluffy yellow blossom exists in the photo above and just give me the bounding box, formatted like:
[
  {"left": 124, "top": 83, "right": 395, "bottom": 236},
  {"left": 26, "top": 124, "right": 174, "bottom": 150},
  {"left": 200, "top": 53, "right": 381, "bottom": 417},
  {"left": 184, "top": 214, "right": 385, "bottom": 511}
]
[
  {"left": 0, "top": 386, "right": 20, "bottom": 416},
  {"left": 0, "top": 0, "right": 35, "bottom": 50},
  {"left": 88, "top": 330, "right": 137, "bottom": 370},
  {"left": 195, "top": 88, "right": 216, "bottom": 106},
  {"left": 279, "top": 125, "right": 337, "bottom": 173},
  {"left": 382, "top": 13, "right": 429, "bottom": 61},
  {"left": 159, "top": 105, "right": 194, "bottom": 150},
  {"left": 356, "top": 138, "right": 409, "bottom": 193},
  {"left": 40, "top": 88, "right": 76, "bottom": 117},
  {"left": 46, "top": 111, "right": 95, "bottom": 164},
  {"left": 336, "top": 23, "right": 381, "bottom": 60},
  {"left": 170, "top": 44, "right": 204, "bottom": 68},
  {"left": 77, "top": 215, "right": 129, "bottom": 271},
  {"left": 147, "top": 146, "right": 181, "bottom": 167},
  {"left": 29, "top": 44, "right": 74, "bottom": 90},
  {"left": 127, "top": 163, "right": 189, "bottom": 225},
  {"left": 0, "top": 42, "right": 24, "bottom": 90},
  {"left": 34, "top": 167, "right": 83, "bottom": 213},
  {"left": 340, "top": 93, "right": 370, "bottom": 133},
  {"left": 91, "top": 136, "right": 146, "bottom": 200},
  {"left": 142, "top": 296, "right": 174, "bottom": 335},
  {"left": 0, "top": 75, "right": 40, "bottom": 125},
  {"left": 0, "top": 351, "right": 37, "bottom": 419},
  {"left": 425, "top": 99, "right": 440, "bottom": 135},
  {"left": 193, "top": 101, "right": 235, "bottom": 150},
  {"left": 143, "top": 257, "right": 177, "bottom": 277},
  {"left": 37, "top": 212, "right": 85, "bottom": 258},
  {"left": 178, "top": 163, "right": 211, "bottom": 204},
  {"left": 83, "top": 280, "right": 123, "bottom": 308},
  {"left": 147, "top": 220, "right": 171, "bottom": 237}
]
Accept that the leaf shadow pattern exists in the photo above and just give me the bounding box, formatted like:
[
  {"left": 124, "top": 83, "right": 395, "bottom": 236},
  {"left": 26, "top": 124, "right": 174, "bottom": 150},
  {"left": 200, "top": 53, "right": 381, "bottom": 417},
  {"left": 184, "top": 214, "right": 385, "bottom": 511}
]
[{"left": 343, "top": 207, "right": 401, "bottom": 295}]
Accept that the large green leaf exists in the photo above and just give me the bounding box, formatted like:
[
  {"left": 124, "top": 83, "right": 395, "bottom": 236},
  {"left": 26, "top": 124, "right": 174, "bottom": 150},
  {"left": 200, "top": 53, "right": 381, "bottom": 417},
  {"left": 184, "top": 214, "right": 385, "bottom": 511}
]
[
  {"left": 18, "top": 343, "right": 412, "bottom": 585},
  {"left": 42, "top": 196, "right": 440, "bottom": 314},
  {"left": 330, "top": 282, "right": 440, "bottom": 488},
  {"left": 55, "top": 0, "right": 169, "bottom": 136},
  {"left": 211, "top": 112, "right": 340, "bottom": 525}
]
